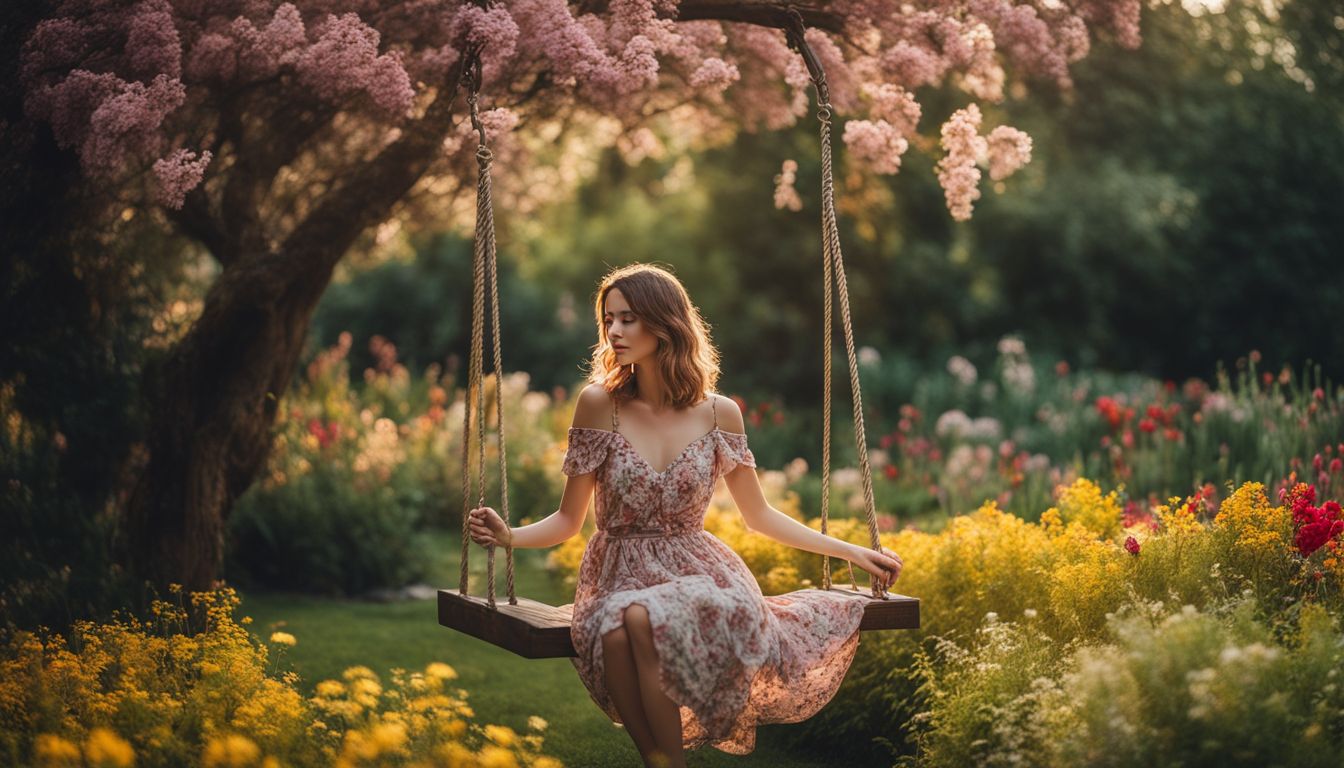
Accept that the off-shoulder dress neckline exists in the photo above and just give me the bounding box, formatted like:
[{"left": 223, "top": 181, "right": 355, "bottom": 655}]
[{"left": 568, "top": 425, "right": 745, "bottom": 477}]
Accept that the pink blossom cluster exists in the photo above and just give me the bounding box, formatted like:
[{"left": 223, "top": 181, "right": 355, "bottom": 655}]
[
  {"left": 987, "top": 125, "right": 1033, "bottom": 181},
  {"left": 22, "top": 0, "right": 423, "bottom": 206},
  {"left": 840, "top": 83, "right": 920, "bottom": 174},
  {"left": 935, "top": 105, "right": 1032, "bottom": 220},
  {"left": 842, "top": 121, "right": 909, "bottom": 175},
  {"left": 689, "top": 57, "right": 740, "bottom": 91},
  {"left": 153, "top": 148, "right": 213, "bottom": 209},
  {"left": 296, "top": 12, "right": 414, "bottom": 116},
  {"left": 936, "top": 104, "right": 988, "bottom": 221},
  {"left": 773, "top": 159, "right": 803, "bottom": 211}
]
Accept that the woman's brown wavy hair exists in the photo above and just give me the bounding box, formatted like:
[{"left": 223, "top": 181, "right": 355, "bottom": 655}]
[{"left": 583, "top": 263, "right": 720, "bottom": 410}]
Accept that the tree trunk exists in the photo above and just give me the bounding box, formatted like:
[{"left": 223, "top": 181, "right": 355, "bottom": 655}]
[{"left": 121, "top": 251, "right": 340, "bottom": 591}]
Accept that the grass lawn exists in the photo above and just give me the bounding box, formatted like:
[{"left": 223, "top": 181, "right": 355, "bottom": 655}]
[{"left": 237, "top": 530, "right": 885, "bottom": 767}]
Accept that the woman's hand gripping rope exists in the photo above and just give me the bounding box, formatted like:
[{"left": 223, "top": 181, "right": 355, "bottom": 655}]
[
  {"left": 850, "top": 545, "right": 903, "bottom": 591},
  {"left": 468, "top": 506, "right": 512, "bottom": 548}
]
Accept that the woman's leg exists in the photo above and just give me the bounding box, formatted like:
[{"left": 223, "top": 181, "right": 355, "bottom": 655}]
[
  {"left": 623, "top": 604, "right": 686, "bottom": 768},
  {"left": 601, "top": 625, "right": 660, "bottom": 760}
]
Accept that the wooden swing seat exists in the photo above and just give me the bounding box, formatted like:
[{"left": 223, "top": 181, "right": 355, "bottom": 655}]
[{"left": 438, "top": 587, "right": 920, "bottom": 659}]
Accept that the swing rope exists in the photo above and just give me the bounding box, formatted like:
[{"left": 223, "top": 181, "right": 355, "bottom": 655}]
[
  {"left": 456, "top": 33, "right": 518, "bottom": 609},
  {"left": 784, "top": 8, "right": 886, "bottom": 599}
]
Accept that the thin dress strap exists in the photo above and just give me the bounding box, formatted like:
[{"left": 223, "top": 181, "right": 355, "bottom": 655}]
[
  {"left": 711, "top": 394, "right": 718, "bottom": 428},
  {"left": 611, "top": 396, "right": 620, "bottom": 431}
]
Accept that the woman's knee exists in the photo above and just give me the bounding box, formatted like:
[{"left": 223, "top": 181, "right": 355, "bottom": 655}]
[
  {"left": 602, "top": 625, "right": 630, "bottom": 653},
  {"left": 622, "top": 604, "right": 656, "bottom": 654}
]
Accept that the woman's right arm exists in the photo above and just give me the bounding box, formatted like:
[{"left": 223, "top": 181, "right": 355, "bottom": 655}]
[
  {"left": 494, "top": 472, "right": 595, "bottom": 549},
  {"left": 469, "top": 384, "right": 608, "bottom": 549}
]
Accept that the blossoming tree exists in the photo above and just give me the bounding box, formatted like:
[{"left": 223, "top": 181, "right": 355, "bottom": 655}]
[{"left": 20, "top": 0, "right": 1142, "bottom": 590}]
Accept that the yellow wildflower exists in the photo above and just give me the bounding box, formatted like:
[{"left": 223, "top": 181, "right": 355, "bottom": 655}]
[
  {"left": 478, "top": 745, "right": 520, "bottom": 768},
  {"left": 1049, "top": 478, "right": 1123, "bottom": 539},
  {"left": 425, "top": 662, "right": 458, "bottom": 680},
  {"left": 1038, "top": 507, "right": 1064, "bottom": 536},
  {"left": 33, "top": 734, "right": 81, "bottom": 768},
  {"left": 1155, "top": 495, "right": 1204, "bottom": 535},
  {"left": 268, "top": 632, "right": 296, "bottom": 646},
  {"left": 203, "top": 733, "right": 260, "bottom": 768},
  {"left": 352, "top": 677, "right": 382, "bottom": 697},
  {"left": 315, "top": 680, "right": 346, "bottom": 698},
  {"left": 342, "top": 665, "right": 377, "bottom": 681},
  {"left": 434, "top": 742, "right": 476, "bottom": 766},
  {"left": 527, "top": 715, "right": 549, "bottom": 731},
  {"left": 371, "top": 722, "right": 408, "bottom": 753},
  {"left": 1213, "top": 482, "right": 1291, "bottom": 558},
  {"left": 84, "top": 727, "right": 134, "bottom": 768},
  {"left": 484, "top": 724, "right": 517, "bottom": 747}
]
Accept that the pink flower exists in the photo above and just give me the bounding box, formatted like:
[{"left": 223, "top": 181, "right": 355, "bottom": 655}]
[
  {"left": 843, "top": 119, "right": 909, "bottom": 174},
  {"left": 152, "top": 148, "right": 212, "bottom": 209},
  {"left": 773, "top": 159, "right": 803, "bottom": 211},
  {"left": 936, "top": 104, "right": 986, "bottom": 221},
  {"left": 1124, "top": 535, "right": 1140, "bottom": 555},
  {"left": 296, "top": 13, "right": 414, "bottom": 117},
  {"left": 689, "top": 57, "right": 739, "bottom": 91},
  {"left": 986, "top": 125, "right": 1032, "bottom": 181}
]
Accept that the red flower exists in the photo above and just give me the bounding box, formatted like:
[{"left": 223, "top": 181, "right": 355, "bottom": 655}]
[
  {"left": 1331, "top": 458, "right": 1343, "bottom": 475},
  {"left": 1139, "top": 418, "right": 1157, "bottom": 433},
  {"left": 1095, "top": 396, "right": 1126, "bottom": 430},
  {"left": 1124, "top": 536, "right": 1141, "bottom": 555},
  {"left": 1164, "top": 428, "right": 1182, "bottom": 443},
  {"left": 1284, "top": 484, "right": 1344, "bottom": 557},
  {"left": 1296, "top": 518, "right": 1344, "bottom": 558},
  {"left": 884, "top": 464, "right": 899, "bottom": 480}
]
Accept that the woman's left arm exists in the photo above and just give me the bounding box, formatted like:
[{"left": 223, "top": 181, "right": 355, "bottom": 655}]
[
  {"left": 723, "top": 467, "right": 860, "bottom": 561},
  {"left": 715, "top": 396, "right": 903, "bottom": 588},
  {"left": 715, "top": 395, "right": 860, "bottom": 561}
]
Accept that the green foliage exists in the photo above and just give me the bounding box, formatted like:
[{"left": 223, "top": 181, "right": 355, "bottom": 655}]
[
  {"left": 909, "top": 598, "right": 1344, "bottom": 767},
  {"left": 310, "top": 233, "right": 593, "bottom": 395},
  {"left": 226, "top": 460, "right": 434, "bottom": 596}
]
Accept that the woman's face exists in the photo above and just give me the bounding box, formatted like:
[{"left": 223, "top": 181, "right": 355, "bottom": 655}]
[{"left": 604, "top": 287, "right": 657, "bottom": 366}]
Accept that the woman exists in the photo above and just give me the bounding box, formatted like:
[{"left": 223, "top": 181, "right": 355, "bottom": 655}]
[{"left": 468, "top": 263, "right": 903, "bottom": 767}]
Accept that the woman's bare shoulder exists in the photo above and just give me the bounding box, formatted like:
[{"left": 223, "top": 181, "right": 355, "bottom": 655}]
[
  {"left": 572, "top": 383, "right": 615, "bottom": 431},
  {"left": 711, "top": 393, "right": 746, "bottom": 435}
]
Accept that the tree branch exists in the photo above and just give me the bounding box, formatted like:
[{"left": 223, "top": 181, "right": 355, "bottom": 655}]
[
  {"left": 270, "top": 57, "right": 471, "bottom": 288},
  {"left": 576, "top": 0, "right": 842, "bottom": 31},
  {"left": 672, "top": 0, "right": 843, "bottom": 32},
  {"left": 166, "top": 186, "right": 230, "bottom": 265}
]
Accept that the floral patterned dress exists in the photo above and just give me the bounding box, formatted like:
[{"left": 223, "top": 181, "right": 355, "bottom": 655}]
[{"left": 561, "top": 395, "right": 866, "bottom": 754}]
